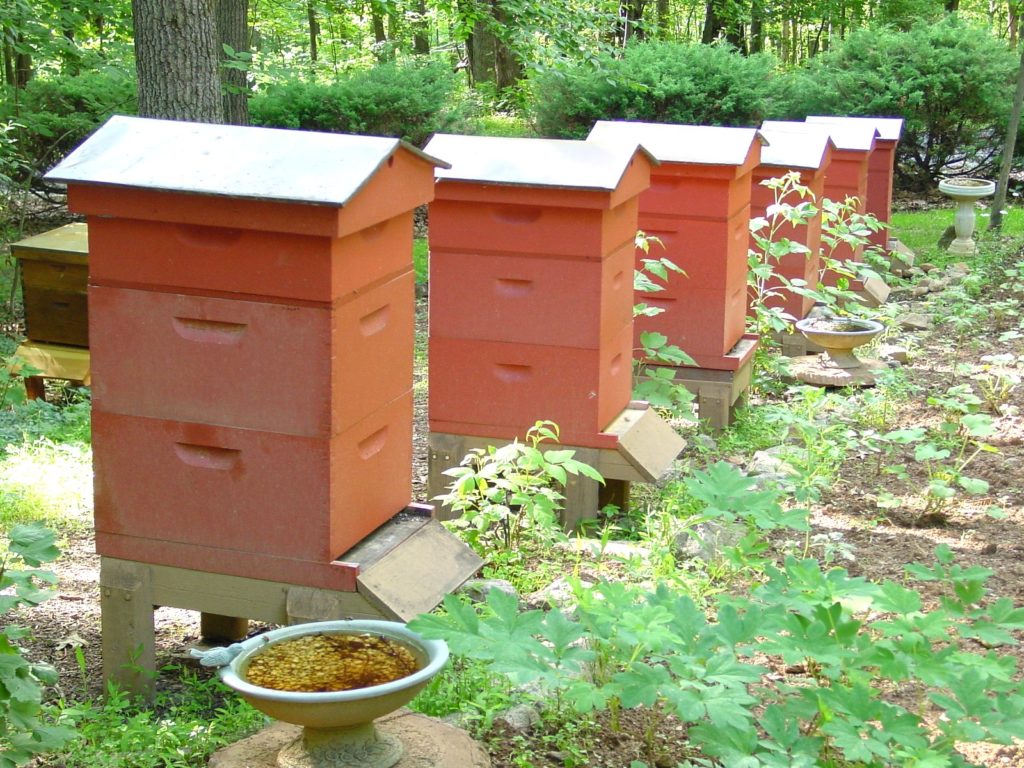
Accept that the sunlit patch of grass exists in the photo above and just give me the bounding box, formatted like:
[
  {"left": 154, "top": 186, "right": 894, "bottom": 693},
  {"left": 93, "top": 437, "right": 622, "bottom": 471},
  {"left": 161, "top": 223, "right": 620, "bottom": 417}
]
[
  {"left": 0, "top": 439, "right": 92, "bottom": 529},
  {"left": 891, "top": 204, "right": 1024, "bottom": 270}
]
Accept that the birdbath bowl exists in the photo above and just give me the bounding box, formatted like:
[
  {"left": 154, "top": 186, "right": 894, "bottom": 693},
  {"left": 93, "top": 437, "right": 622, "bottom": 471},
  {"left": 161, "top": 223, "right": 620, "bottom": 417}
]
[
  {"left": 938, "top": 178, "right": 996, "bottom": 255},
  {"left": 192, "top": 620, "right": 448, "bottom": 768},
  {"left": 795, "top": 317, "right": 884, "bottom": 369}
]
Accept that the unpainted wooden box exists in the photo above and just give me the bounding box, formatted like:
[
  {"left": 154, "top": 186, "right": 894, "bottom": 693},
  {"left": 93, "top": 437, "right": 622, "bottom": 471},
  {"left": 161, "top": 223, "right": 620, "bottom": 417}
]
[{"left": 12, "top": 222, "right": 89, "bottom": 347}]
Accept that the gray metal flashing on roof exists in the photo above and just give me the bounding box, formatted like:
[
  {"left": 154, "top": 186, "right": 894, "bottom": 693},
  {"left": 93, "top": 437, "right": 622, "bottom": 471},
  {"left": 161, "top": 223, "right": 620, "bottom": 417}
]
[
  {"left": 806, "top": 115, "right": 904, "bottom": 141},
  {"left": 758, "top": 127, "right": 833, "bottom": 169},
  {"left": 761, "top": 120, "right": 879, "bottom": 152},
  {"left": 425, "top": 133, "right": 655, "bottom": 191},
  {"left": 44, "top": 115, "right": 448, "bottom": 206},
  {"left": 588, "top": 120, "right": 765, "bottom": 166}
]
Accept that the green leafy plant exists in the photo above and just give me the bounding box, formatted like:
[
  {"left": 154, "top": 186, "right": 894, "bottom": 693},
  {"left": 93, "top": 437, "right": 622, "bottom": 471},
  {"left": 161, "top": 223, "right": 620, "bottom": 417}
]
[
  {"left": 414, "top": 472, "right": 1024, "bottom": 768},
  {"left": 0, "top": 524, "right": 76, "bottom": 766},
  {"left": 41, "top": 669, "right": 264, "bottom": 768},
  {"left": 532, "top": 41, "right": 776, "bottom": 139},
  {"left": 632, "top": 234, "right": 697, "bottom": 417},
  {"left": 747, "top": 172, "right": 820, "bottom": 337},
  {"left": 436, "top": 420, "right": 604, "bottom": 553},
  {"left": 879, "top": 385, "right": 998, "bottom": 519}
]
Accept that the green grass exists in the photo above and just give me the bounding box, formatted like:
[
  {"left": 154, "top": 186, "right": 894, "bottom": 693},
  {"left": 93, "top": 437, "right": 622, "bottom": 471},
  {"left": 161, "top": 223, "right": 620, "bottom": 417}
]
[
  {"left": 413, "top": 237, "right": 428, "bottom": 284},
  {"left": 0, "top": 439, "right": 92, "bottom": 529},
  {"left": 41, "top": 670, "right": 266, "bottom": 768},
  {"left": 891, "top": 203, "right": 1024, "bottom": 269}
]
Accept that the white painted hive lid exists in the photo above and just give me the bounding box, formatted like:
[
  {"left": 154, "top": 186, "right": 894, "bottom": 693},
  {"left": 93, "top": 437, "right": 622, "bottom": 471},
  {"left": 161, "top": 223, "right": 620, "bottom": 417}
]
[
  {"left": 44, "top": 114, "right": 447, "bottom": 206},
  {"left": 761, "top": 119, "right": 878, "bottom": 152},
  {"left": 425, "top": 133, "right": 654, "bottom": 191},
  {"left": 758, "top": 127, "right": 832, "bottom": 169},
  {"left": 806, "top": 115, "right": 903, "bottom": 141},
  {"left": 587, "top": 120, "right": 765, "bottom": 166}
]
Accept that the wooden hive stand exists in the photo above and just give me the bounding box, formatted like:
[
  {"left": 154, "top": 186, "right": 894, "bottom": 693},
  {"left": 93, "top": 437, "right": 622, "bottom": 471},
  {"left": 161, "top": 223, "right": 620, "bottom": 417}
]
[{"left": 46, "top": 116, "right": 482, "bottom": 698}]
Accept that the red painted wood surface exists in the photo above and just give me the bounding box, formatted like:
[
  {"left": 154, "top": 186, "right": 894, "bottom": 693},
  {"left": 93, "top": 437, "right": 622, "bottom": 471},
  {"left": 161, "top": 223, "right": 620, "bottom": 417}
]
[
  {"left": 634, "top": 160, "right": 759, "bottom": 365},
  {"left": 749, "top": 166, "right": 828, "bottom": 321},
  {"left": 429, "top": 324, "right": 633, "bottom": 448},
  {"left": 92, "top": 391, "right": 413, "bottom": 570},
  {"left": 89, "top": 270, "right": 413, "bottom": 437},
  {"left": 427, "top": 141, "right": 651, "bottom": 449},
  {"left": 87, "top": 212, "right": 413, "bottom": 303},
  {"left": 865, "top": 140, "right": 897, "bottom": 250},
  {"left": 65, "top": 136, "right": 436, "bottom": 587},
  {"left": 429, "top": 242, "right": 634, "bottom": 348}
]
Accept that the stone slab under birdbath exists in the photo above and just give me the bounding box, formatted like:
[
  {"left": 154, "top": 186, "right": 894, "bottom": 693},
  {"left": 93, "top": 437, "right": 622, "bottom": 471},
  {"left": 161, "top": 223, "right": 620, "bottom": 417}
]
[{"left": 208, "top": 711, "right": 491, "bottom": 768}]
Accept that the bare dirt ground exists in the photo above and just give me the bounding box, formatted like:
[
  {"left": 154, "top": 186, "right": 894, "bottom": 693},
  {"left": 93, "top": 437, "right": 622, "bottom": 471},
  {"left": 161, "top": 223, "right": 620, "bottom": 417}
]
[{"left": 12, "top": 248, "right": 1024, "bottom": 767}]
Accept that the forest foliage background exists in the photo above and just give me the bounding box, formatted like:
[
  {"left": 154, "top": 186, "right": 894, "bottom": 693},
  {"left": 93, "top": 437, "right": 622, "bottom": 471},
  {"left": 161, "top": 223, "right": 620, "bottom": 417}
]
[{"left": 2, "top": 0, "right": 1024, "bottom": 194}]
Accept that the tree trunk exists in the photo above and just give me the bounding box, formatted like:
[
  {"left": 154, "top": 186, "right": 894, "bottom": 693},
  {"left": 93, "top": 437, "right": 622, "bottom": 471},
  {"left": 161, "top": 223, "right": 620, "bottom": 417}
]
[
  {"left": 412, "top": 0, "right": 430, "bottom": 53},
  {"left": 619, "top": 0, "right": 646, "bottom": 45},
  {"left": 990, "top": 43, "right": 1024, "bottom": 232},
  {"left": 749, "top": 0, "right": 764, "bottom": 53},
  {"left": 656, "top": 0, "right": 670, "bottom": 38},
  {"left": 2, "top": 32, "right": 15, "bottom": 88},
  {"left": 945, "top": 0, "right": 960, "bottom": 10},
  {"left": 60, "top": 0, "right": 81, "bottom": 75},
  {"left": 370, "top": 1, "right": 388, "bottom": 59},
  {"left": 216, "top": 0, "right": 249, "bottom": 126},
  {"left": 491, "top": 0, "right": 522, "bottom": 90},
  {"left": 132, "top": 0, "right": 224, "bottom": 123},
  {"left": 307, "top": 1, "right": 319, "bottom": 62},
  {"left": 701, "top": 0, "right": 721, "bottom": 43}
]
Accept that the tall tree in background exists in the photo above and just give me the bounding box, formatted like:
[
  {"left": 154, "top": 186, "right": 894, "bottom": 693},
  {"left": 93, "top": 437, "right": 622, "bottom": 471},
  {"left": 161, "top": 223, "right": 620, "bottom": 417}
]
[
  {"left": 989, "top": 41, "right": 1024, "bottom": 232},
  {"left": 132, "top": 0, "right": 223, "bottom": 122},
  {"left": 216, "top": 0, "right": 249, "bottom": 125}
]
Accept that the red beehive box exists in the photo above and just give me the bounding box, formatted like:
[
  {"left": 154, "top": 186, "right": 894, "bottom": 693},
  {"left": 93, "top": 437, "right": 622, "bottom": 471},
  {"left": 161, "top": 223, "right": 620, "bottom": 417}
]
[
  {"left": 425, "top": 133, "right": 653, "bottom": 449},
  {"left": 44, "top": 115, "right": 443, "bottom": 591},
  {"left": 587, "top": 121, "right": 764, "bottom": 370},
  {"left": 761, "top": 120, "right": 878, "bottom": 276},
  {"left": 806, "top": 116, "right": 904, "bottom": 251},
  {"left": 750, "top": 128, "right": 834, "bottom": 321}
]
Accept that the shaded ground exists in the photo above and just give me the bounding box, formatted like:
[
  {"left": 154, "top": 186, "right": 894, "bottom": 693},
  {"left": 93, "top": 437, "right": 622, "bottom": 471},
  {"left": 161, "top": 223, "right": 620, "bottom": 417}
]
[{"left": 10, "top": 240, "right": 1024, "bottom": 766}]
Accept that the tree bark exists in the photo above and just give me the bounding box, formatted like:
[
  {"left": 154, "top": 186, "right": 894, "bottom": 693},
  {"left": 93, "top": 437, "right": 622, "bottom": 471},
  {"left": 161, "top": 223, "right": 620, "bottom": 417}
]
[
  {"left": 412, "top": 0, "right": 430, "bottom": 53},
  {"left": 370, "top": 0, "right": 388, "bottom": 59},
  {"left": 132, "top": 0, "right": 224, "bottom": 123},
  {"left": 619, "top": 0, "right": 647, "bottom": 45},
  {"left": 216, "top": 0, "right": 249, "bottom": 126},
  {"left": 990, "top": 43, "right": 1024, "bottom": 231},
  {"left": 307, "top": 1, "right": 319, "bottom": 62},
  {"left": 2, "top": 32, "right": 15, "bottom": 88},
  {"left": 701, "top": 0, "right": 721, "bottom": 43},
  {"left": 656, "top": 0, "right": 670, "bottom": 38},
  {"left": 749, "top": 0, "right": 764, "bottom": 53}
]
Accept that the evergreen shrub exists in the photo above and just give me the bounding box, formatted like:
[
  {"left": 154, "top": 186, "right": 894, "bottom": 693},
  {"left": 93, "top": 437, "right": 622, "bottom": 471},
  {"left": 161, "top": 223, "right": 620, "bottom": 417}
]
[
  {"left": 1, "top": 68, "right": 136, "bottom": 179},
  {"left": 531, "top": 41, "right": 775, "bottom": 138},
  {"left": 771, "top": 18, "right": 1017, "bottom": 191},
  {"left": 250, "top": 58, "right": 474, "bottom": 147}
]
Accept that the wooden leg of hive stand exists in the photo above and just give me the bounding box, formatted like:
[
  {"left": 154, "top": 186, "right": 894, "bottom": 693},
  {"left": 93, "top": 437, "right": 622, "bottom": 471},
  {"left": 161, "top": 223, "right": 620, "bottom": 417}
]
[
  {"left": 100, "top": 557, "right": 156, "bottom": 701},
  {"left": 24, "top": 376, "right": 46, "bottom": 401},
  {"left": 200, "top": 613, "right": 250, "bottom": 643}
]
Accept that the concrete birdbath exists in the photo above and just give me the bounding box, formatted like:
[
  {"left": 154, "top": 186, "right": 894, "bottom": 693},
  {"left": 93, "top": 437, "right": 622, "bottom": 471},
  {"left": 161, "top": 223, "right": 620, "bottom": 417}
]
[
  {"left": 193, "top": 620, "right": 448, "bottom": 768},
  {"left": 938, "top": 177, "right": 996, "bottom": 255},
  {"left": 795, "top": 316, "right": 884, "bottom": 370}
]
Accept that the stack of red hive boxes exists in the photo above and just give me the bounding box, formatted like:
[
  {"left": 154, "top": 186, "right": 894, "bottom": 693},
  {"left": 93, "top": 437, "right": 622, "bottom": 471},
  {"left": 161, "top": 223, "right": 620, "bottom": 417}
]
[
  {"left": 586, "top": 121, "right": 764, "bottom": 427},
  {"left": 750, "top": 126, "right": 835, "bottom": 328},
  {"left": 46, "top": 115, "right": 442, "bottom": 592},
  {"left": 425, "top": 133, "right": 683, "bottom": 521},
  {"left": 761, "top": 119, "right": 888, "bottom": 306},
  {"left": 806, "top": 116, "right": 904, "bottom": 253}
]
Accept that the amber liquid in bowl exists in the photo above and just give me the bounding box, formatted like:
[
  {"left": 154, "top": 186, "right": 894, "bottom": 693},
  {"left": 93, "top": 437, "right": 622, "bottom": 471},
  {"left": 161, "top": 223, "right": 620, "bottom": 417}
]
[{"left": 243, "top": 633, "right": 420, "bottom": 693}]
